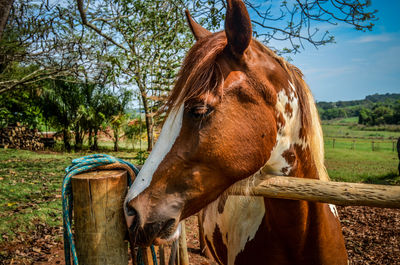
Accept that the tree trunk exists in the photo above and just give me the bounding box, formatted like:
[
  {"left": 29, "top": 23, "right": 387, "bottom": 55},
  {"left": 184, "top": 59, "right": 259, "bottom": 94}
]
[
  {"left": 140, "top": 93, "right": 153, "bottom": 151},
  {"left": 63, "top": 128, "right": 71, "bottom": 152},
  {"left": 74, "top": 126, "right": 84, "bottom": 151},
  {"left": 88, "top": 127, "right": 92, "bottom": 147},
  {"left": 0, "top": 0, "right": 14, "bottom": 41},
  {"left": 93, "top": 128, "right": 98, "bottom": 150},
  {"left": 145, "top": 114, "right": 153, "bottom": 152},
  {"left": 113, "top": 127, "right": 119, "bottom": 152},
  {"left": 74, "top": 128, "right": 82, "bottom": 151}
]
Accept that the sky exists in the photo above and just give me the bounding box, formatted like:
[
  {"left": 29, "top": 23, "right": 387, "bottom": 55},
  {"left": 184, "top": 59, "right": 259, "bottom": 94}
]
[{"left": 285, "top": 1, "right": 400, "bottom": 102}]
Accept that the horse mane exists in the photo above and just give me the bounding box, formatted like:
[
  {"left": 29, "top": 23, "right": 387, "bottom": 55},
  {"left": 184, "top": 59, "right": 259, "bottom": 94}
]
[{"left": 166, "top": 33, "right": 328, "bottom": 181}]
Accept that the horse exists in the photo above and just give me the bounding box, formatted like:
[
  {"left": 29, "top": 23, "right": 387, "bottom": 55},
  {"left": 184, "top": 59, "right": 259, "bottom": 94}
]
[{"left": 124, "top": 0, "right": 348, "bottom": 264}]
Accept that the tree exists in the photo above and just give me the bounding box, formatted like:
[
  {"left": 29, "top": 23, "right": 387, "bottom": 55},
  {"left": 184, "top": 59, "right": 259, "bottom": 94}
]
[
  {"left": 104, "top": 89, "right": 133, "bottom": 152},
  {"left": 0, "top": 0, "right": 13, "bottom": 40},
  {"left": 0, "top": 86, "right": 43, "bottom": 128},
  {"left": 191, "top": 0, "right": 377, "bottom": 54},
  {"left": 76, "top": 0, "right": 192, "bottom": 151},
  {"left": 40, "top": 79, "right": 83, "bottom": 151},
  {"left": 0, "top": 0, "right": 112, "bottom": 94}
]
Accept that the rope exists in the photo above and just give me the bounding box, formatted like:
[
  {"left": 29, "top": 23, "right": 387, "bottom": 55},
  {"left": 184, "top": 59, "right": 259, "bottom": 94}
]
[{"left": 61, "top": 154, "right": 157, "bottom": 265}]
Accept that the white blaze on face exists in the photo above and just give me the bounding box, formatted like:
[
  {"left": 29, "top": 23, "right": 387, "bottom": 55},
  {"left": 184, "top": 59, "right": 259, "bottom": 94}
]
[
  {"left": 203, "top": 195, "right": 265, "bottom": 265},
  {"left": 124, "top": 104, "right": 184, "bottom": 206}
]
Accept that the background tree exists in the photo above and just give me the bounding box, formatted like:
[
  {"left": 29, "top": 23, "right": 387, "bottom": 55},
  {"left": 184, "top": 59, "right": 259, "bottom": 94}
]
[
  {"left": 76, "top": 0, "right": 192, "bottom": 151},
  {"left": 0, "top": 0, "right": 13, "bottom": 40},
  {"left": 0, "top": 0, "right": 112, "bottom": 94}
]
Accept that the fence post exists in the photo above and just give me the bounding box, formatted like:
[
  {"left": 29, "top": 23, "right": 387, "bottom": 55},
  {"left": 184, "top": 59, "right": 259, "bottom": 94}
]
[
  {"left": 333, "top": 138, "right": 335, "bottom": 149},
  {"left": 71, "top": 170, "right": 129, "bottom": 265},
  {"left": 159, "top": 245, "right": 166, "bottom": 265},
  {"left": 178, "top": 221, "right": 189, "bottom": 265}
]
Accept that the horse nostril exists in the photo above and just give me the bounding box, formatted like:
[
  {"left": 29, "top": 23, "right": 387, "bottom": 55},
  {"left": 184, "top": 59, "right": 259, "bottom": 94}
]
[
  {"left": 126, "top": 204, "right": 137, "bottom": 217},
  {"left": 125, "top": 203, "right": 140, "bottom": 233}
]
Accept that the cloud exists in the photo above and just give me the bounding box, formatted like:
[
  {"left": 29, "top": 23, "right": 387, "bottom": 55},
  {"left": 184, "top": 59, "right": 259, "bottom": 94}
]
[{"left": 350, "top": 33, "right": 395, "bottom": 43}]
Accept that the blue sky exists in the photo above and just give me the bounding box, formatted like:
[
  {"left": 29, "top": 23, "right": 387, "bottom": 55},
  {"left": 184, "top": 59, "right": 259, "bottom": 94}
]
[{"left": 285, "top": 1, "right": 400, "bottom": 102}]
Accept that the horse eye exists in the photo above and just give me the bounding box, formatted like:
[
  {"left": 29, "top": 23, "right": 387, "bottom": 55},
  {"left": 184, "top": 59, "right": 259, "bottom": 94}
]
[{"left": 189, "top": 104, "right": 214, "bottom": 119}]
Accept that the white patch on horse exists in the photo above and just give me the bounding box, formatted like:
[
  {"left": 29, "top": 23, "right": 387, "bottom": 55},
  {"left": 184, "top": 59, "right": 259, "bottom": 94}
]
[
  {"left": 203, "top": 195, "right": 265, "bottom": 265},
  {"left": 263, "top": 82, "right": 305, "bottom": 175},
  {"left": 124, "top": 104, "right": 184, "bottom": 205},
  {"left": 329, "top": 204, "right": 339, "bottom": 218}
]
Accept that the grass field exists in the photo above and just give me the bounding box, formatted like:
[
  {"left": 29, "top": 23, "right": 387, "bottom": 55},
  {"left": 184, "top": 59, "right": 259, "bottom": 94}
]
[
  {"left": 0, "top": 127, "right": 399, "bottom": 246},
  {"left": 324, "top": 139, "right": 399, "bottom": 183},
  {"left": 0, "top": 148, "right": 143, "bottom": 246}
]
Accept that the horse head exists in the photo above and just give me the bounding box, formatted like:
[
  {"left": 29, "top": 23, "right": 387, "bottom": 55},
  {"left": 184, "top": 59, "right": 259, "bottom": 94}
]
[{"left": 124, "top": 0, "right": 324, "bottom": 246}]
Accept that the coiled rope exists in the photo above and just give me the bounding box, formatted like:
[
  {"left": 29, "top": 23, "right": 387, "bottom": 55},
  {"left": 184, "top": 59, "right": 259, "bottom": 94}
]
[{"left": 62, "top": 154, "right": 157, "bottom": 265}]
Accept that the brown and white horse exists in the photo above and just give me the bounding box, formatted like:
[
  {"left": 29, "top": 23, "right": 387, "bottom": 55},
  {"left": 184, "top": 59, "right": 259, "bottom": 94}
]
[{"left": 125, "top": 0, "right": 348, "bottom": 264}]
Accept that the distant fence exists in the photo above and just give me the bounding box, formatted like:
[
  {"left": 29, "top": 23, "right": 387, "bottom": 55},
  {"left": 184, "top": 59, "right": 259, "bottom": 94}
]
[{"left": 325, "top": 137, "right": 398, "bottom": 152}]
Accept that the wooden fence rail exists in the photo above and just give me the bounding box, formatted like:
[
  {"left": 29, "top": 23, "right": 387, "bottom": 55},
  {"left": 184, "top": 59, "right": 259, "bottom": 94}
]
[
  {"left": 326, "top": 137, "right": 398, "bottom": 152},
  {"left": 229, "top": 174, "right": 400, "bottom": 209}
]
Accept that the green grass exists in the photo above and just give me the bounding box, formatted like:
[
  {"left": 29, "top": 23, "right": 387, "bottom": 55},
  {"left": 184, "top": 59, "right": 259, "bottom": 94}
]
[
  {"left": 324, "top": 140, "right": 399, "bottom": 183},
  {"left": 0, "top": 148, "right": 144, "bottom": 244},
  {"left": 0, "top": 150, "right": 75, "bottom": 243}
]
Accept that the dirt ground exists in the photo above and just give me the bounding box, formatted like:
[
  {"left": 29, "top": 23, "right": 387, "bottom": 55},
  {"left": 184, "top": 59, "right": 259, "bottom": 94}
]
[{"left": 0, "top": 206, "right": 399, "bottom": 265}]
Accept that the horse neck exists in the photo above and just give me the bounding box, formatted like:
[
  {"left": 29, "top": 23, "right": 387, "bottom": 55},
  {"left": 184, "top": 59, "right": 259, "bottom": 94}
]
[
  {"left": 259, "top": 103, "right": 347, "bottom": 262},
  {"left": 260, "top": 79, "right": 326, "bottom": 179}
]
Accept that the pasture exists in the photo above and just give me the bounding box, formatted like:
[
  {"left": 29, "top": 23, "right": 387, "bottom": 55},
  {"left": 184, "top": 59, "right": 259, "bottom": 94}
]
[{"left": 0, "top": 123, "right": 399, "bottom": 264}]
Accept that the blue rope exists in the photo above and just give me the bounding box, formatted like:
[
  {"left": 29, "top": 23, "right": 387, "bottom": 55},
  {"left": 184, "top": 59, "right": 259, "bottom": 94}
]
[{"left": 62, "top": 154, "right": 157, "bottom": 265}]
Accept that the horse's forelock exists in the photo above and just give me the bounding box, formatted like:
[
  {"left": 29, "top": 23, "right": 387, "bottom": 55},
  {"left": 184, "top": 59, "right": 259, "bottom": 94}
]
[{"left": 165, "top": 32, "right": 227, "bottom": 112}]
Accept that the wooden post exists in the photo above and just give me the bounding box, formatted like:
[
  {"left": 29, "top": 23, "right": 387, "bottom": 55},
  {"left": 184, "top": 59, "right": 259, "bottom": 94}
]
[
  {"left": 229, "top": 174, "right": 400, "bottom": 209},
  {"left": 71, "top": 170, "right": 129, "bottom": 265},
  {"left": 159, "top": 245, "right": 166, "bottom": 265},
  {"left": 178, "top": 221, "right": 189, "bottom": 265},
  {"left": 332, "top": 138, "right": 335, "bottom": 149}
]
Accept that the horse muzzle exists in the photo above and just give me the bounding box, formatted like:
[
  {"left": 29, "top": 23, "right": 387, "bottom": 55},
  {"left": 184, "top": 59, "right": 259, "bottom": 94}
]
[{"left": 125, "top": 203, "right": 180, "bottom": 246}]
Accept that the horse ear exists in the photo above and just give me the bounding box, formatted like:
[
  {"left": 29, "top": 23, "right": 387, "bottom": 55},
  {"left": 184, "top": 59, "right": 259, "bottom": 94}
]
[
  {"left": 185, "top": 10, "right": 212, "bottom": 41},
  {"left": 225, "top": 0, "right": 252, "bottom": 55}
]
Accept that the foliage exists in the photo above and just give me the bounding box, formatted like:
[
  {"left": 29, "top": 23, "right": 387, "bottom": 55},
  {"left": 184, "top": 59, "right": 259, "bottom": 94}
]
[
  {"left": 37, "top": 78, "right": 132, "bottom": 151},
  {"left": 0, "top": 88, "right": 43, "bottom": 128},
  {"left": 358, "top": 103, "right": 400, "bottom": 126},
  {"left": 123, "top": 115, "right": 146, "bottom": 150},
  {"left": 76, "top": 0, "right": 193, "bottom": 151},
  {"left": 0, "top": 0, "right": 112, "bottom": 94},
  {"left": 317, "top": 93, "right": 400, "bottom": 124}
]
